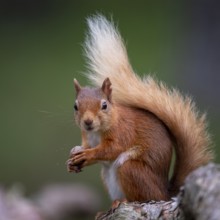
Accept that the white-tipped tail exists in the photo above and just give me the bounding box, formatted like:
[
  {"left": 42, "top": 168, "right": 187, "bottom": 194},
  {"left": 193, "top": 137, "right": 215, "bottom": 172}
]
[
  {"left": 84, "top": 14, "right": 135, "bottom": 85},
  {"left": 84, "top": 14, "right": 213, "bottom": 193}
]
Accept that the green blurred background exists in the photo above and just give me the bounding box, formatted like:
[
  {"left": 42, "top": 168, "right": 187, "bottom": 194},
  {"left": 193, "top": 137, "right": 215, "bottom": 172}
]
[{"left": 1, "top": 0, "right": 220, "bottom": 216}]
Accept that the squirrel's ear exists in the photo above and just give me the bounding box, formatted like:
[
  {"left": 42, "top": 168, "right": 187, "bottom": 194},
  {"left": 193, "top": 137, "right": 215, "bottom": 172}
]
[
  {"left": 73, "top": 78, "right": 81, "bottom": 94},
  {"left": 101, "top": 77, "right": 112, "bottom": 102}
]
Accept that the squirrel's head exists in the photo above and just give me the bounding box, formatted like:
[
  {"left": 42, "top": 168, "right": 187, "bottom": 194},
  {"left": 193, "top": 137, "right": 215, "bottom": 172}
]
[{"left": 73, "top": 78, "right": 113, "bottom": 132}]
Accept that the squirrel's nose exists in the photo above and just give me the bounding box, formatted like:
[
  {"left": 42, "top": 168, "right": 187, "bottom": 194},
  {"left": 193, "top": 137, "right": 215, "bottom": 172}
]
[{"left": 84, "top": 119, "right": 93, "bottom": 126}]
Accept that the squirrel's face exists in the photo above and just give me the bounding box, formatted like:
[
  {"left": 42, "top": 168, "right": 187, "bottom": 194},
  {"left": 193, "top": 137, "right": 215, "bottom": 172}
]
[{"left": 73, "top": 78, "right": 113, "bottom": 132}]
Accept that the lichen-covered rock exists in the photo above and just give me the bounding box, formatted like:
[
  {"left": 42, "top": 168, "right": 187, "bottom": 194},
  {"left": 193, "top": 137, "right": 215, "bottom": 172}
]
[{"left": 181, "top": 163, "right": 220, "bottom": 220}]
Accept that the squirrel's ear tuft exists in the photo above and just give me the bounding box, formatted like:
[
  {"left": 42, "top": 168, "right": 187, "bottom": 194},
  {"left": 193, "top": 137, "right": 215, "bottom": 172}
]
[
  {"left": 101, "top": 77, "right": 112, "bottom": 102},
  {"left": 73, "top": 78, "right": 81, "bottom": 94}
]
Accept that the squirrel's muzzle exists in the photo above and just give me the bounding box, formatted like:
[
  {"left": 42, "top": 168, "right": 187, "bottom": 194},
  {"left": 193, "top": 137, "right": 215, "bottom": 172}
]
[{"left": 84, "top": 119, "right": 94, "bottom": 131}]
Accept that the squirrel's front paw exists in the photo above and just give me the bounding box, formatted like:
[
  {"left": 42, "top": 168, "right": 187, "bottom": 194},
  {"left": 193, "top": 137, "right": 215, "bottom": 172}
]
[
  {"left": 66, "top": 158, "right": 82, "bottom": 173},
  {"left": 67, "top": 146, "right": 84, "bottom": 173},
  {"left": 70, "top": 148, "right": 95, "bottom": 167}
]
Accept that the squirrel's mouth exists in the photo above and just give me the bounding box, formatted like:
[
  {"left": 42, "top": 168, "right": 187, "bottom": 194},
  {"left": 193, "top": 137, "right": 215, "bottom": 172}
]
[{"left": 85, "top": 126, "right": 94, "bottom": 131}]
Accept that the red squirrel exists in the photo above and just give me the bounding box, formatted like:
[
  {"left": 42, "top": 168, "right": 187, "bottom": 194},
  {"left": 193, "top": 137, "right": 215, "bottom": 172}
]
[{"left": 67, "top": 15, "right": 213, "bottom": 202}]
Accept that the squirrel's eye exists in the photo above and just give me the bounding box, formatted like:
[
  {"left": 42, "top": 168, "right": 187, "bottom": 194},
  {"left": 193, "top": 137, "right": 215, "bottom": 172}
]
[
  {"left": 74, "top": 102, "right": 78, "bottom": 111},
  {"left": 101, "top": 101, "right": 108, "bottom": 110}
]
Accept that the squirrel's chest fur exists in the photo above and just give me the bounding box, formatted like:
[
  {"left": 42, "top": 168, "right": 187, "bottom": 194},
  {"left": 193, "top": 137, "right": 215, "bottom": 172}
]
[
  {"left": 86, "top": 131, "right": 101, "bottom": 147},
  {"left": 86, "top": 131, "right": 125, "bottom": 200}
]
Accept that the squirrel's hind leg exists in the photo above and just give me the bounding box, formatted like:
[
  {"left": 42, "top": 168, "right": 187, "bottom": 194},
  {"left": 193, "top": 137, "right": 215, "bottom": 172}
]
[{"left": 118, "top": 160, "right": 170, "bottom": 202}]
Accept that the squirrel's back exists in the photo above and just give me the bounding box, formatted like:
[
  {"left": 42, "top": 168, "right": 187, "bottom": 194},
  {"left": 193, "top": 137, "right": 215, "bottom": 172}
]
[{"left": 83, "top": 14, "right": 213, "bottom": 194}]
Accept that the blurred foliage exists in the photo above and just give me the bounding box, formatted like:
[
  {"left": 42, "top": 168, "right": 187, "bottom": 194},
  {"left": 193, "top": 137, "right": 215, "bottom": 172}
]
[{"left": 0, "top": 0, "right": 219, "bottom": 216}]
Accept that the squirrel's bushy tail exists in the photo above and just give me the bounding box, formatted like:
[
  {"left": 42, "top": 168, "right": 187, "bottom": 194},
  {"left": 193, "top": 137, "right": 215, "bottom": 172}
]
[{"left": 84, "top": 14, "right": 213, "bottom": 193}]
